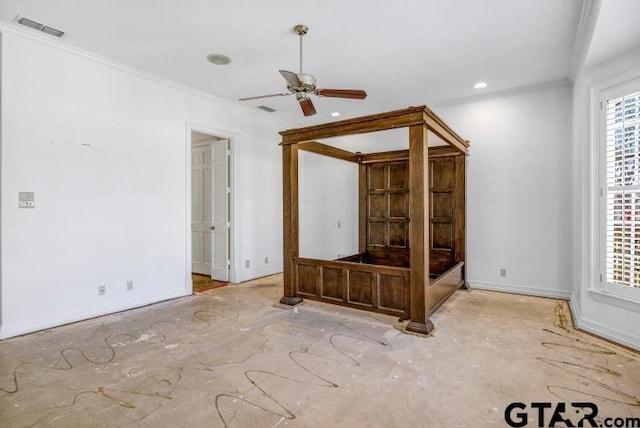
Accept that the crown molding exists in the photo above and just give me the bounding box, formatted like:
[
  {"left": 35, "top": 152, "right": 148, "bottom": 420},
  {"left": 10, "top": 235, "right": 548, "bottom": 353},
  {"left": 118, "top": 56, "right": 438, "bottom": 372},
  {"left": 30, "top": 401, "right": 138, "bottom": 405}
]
[{"left": 568, "top": 0, "right": 601, "bottom": 82}]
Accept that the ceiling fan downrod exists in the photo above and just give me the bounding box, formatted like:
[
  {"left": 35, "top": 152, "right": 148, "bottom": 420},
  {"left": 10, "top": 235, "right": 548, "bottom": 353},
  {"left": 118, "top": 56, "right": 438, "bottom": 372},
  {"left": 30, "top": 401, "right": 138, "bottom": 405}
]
[{"left": 294, "top": 24, "right": 308, "bottom": 75}]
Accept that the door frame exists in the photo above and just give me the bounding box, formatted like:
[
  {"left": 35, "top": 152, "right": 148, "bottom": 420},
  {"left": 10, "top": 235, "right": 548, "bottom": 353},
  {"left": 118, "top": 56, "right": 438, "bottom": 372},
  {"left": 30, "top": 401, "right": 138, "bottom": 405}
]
[{"left": 185, "top": 122, "right": 239, "bottom": 293}]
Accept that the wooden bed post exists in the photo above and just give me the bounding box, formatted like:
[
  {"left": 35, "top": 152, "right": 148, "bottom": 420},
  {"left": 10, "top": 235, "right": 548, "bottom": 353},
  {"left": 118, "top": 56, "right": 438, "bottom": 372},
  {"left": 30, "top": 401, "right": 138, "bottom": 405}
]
[
  {"left": 358, "top": 163, "right": 367, "bottom": 254},
  {"left": 454, "top": 154, "right": 469, "bottom": 288},
  {"left": 280, "top": 143, "right": 302, "bottom": 305},
  {"left": 406, "top": 124, "right": 434, "bottom": 335}
]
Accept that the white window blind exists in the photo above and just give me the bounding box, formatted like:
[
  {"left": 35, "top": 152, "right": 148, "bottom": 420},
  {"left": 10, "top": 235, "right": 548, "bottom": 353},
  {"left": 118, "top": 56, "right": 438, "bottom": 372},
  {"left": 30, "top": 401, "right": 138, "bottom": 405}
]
[{"left": 604, "top": 89, "right": 640, "bottom": 290}]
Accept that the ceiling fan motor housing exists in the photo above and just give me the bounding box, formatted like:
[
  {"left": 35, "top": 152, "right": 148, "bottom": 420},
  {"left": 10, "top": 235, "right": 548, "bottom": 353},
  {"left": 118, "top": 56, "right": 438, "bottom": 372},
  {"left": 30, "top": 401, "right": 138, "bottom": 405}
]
[{"left": 297, "top": 73, "right": 316, "bottom": 91}]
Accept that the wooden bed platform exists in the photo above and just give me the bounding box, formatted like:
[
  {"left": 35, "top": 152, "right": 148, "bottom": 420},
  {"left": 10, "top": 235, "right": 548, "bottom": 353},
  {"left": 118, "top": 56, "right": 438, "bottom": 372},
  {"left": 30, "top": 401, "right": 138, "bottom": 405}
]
[
  {"left": 294, "top": 257, "right": 464, "bottom": 321},
  {"left": 279, "top": 106, "right": 469, "bottom": 335}
]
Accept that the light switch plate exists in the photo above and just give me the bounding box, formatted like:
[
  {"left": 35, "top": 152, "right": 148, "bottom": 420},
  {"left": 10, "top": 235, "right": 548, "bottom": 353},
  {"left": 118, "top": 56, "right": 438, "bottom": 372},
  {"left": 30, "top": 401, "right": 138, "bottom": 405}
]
[{"left": 19, "top": 192, "right": 35, "bottom": 208}]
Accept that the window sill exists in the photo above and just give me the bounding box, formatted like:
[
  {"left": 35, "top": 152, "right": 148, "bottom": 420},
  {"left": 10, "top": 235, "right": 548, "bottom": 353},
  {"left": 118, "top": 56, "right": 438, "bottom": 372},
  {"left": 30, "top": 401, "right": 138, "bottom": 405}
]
[{"left": 587, "top": 288, "right": 640, "bottom": 312}]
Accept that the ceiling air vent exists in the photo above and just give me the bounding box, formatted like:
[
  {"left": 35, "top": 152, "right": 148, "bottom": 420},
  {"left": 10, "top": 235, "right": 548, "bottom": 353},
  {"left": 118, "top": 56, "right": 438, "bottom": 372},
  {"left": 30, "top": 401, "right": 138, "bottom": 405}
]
[
  {"left": 16, "top": 17, "right": 43, "bottom": 30},
  {"left": 41, "top": 26, "right": 65, "bottom": 38},
  {"left": 16, "top": 16, "right": 65, "bottom": 38},
  {"left": 257, "top": 105, "right": 276, "bottom": 113}
]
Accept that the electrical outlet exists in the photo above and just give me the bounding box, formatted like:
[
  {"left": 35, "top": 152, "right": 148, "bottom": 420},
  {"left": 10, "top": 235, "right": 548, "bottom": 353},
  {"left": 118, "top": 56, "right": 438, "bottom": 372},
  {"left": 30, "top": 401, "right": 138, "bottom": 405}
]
[
  {"left": 245, "top": 259, "right": 250, "bottom": 269},
  {"left": 500, "top": 269, "right": 507, "bottom": 277},
  {"left": 337, "top": 221, "right": 341, "bottom": 229},
  {"left": 18, "top": 192, "right": 35, "bottom": 208},
  {"left": 98, "top": 285, "right": 106, "bottom": 296},
  {"left": 127, "top": 280, "right": 133, "bottom": 291},
  {"left": 264, "top": 257, "right": 269, "bottom": 264}
]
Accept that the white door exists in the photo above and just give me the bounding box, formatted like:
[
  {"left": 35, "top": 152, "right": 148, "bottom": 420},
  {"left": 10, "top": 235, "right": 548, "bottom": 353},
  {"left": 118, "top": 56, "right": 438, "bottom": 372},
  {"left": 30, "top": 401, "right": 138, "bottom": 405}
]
[
  {"left": 211, "top": 139, "right": 230, "bottom": 282},
  {"left": 191, "top": 144, "right": 214, "bottom": 275}
]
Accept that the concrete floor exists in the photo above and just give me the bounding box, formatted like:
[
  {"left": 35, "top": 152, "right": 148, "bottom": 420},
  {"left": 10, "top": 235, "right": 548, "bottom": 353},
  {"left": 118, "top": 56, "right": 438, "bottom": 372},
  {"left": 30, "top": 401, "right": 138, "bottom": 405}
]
[{"left": 1, "top": 275, "right": 638, "bottom": 427}]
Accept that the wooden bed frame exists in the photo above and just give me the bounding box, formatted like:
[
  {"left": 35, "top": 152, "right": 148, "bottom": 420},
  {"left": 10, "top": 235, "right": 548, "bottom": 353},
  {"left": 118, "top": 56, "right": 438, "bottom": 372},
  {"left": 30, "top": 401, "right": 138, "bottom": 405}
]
[{"left": 279, "top": 106, "right": 469, "bottom": 334}]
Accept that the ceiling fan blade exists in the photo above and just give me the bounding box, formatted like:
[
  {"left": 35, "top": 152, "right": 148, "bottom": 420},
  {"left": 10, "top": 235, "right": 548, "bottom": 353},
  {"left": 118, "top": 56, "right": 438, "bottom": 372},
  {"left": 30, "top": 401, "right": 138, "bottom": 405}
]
[
  {"left": 315, "top": 89, "right": 367, "bottom": 99},
  {"left": 238, "top": 92, "right": 292, "bottom": 101},
  {"left": 279, "top": 70, "right": 302, "bottom": 88},
  {"left": 299, "top": 98, "right": 316, "bottom": 116}
]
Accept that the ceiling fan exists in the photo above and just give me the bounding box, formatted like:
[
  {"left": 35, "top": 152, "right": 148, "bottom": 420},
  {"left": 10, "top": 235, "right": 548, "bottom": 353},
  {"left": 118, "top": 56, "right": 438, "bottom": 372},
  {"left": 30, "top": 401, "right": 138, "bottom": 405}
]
[{"left": 239, "top": 24, "right": 367, "bottom": 117}]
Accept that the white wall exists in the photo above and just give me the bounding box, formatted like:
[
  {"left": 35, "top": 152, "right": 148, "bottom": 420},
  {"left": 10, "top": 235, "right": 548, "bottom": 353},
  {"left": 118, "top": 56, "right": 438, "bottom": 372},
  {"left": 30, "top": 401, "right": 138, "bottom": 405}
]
[
  {"left": 0, "top": 27, "right": 290, "bottom": 339},
  {"left": 299, "top": 151, "right": 358, "bottom": 260},
  {"left": 434, "top": 83, "right": 573, "bottom": 299},
  {"left": 571, "top": 47, "right": 640, "bottom": 350}
]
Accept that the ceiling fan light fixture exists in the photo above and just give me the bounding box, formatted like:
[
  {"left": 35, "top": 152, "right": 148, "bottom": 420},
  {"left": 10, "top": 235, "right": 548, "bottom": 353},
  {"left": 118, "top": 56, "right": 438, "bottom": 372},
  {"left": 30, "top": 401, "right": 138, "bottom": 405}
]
[
  {"left": 474, "top": 82, "right": 488, "bottom": 89},
  {"left": 206, "top": 54, "right": 231, "bottom": 65}
]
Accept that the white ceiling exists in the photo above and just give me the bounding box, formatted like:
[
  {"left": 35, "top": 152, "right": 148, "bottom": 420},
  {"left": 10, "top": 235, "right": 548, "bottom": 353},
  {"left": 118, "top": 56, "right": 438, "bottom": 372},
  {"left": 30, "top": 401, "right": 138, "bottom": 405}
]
[{"left": 0, "top": 0, "right": 584, "bottom": 125}]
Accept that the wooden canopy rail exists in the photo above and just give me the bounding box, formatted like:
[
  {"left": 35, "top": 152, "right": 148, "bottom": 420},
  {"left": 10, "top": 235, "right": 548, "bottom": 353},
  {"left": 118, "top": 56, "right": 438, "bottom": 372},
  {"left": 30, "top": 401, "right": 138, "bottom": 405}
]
[{"left": 280, "top": 106, "right": 469, "bottom": 335}]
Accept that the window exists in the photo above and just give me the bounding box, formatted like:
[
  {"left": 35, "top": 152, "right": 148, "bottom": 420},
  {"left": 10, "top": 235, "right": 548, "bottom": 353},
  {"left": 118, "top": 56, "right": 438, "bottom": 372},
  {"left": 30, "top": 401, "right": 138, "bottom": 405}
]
[{"left": 600, "top": 81, "right": 640, "bottom": 300}]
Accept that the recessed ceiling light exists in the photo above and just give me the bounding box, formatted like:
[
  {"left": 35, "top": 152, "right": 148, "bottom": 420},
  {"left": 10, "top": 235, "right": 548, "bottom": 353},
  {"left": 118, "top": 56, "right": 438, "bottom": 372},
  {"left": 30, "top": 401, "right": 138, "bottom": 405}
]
[
  {"left": 206, "top": 54, "right": 231, "bottom": 65},
  {"left": 474, "top": 82, "right": 488, "bottom": 89},
  {"left": 330, "top": 112, "right": 341, "bottom": 118}
]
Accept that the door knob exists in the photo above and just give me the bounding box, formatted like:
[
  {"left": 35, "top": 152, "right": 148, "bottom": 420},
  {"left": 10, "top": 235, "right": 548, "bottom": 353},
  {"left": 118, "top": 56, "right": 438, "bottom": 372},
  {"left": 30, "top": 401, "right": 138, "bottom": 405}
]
[{"left": 210, "top": 226, "right": 215, "bottom": 231}]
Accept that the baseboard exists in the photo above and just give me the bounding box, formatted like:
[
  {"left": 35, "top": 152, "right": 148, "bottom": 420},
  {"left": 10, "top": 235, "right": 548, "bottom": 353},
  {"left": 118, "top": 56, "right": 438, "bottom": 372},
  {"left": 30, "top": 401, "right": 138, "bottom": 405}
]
[
  {"left": 0, "top": 290, "right": 188, "bottom": 340},
  {"left": 0, "top": 269, "right": 284, "bottom": 339},
  {"left": 568, "top": 293, "right": 640, "bottom": 351},
  {"left": 569, "top": 291, "right": 581, "bottom": 320},
  {"left": 469, "top": 280, "right": 572, "bottom": 300},
  {"left": 492, "top": 285, "right": 640, "bottom": 351},
  {"left": 240, "top": 266, "right": 283, "bottom": 283},
  {"left": 570, "top": 313, "right": 640, "bottom": 351}
]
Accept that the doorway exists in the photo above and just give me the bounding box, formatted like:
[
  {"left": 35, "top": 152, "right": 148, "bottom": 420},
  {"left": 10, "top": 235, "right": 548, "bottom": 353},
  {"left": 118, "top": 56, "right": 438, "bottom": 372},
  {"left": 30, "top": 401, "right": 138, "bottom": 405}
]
[{"left": 187, "top": 126, "right": 234, "bottom": 294}]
